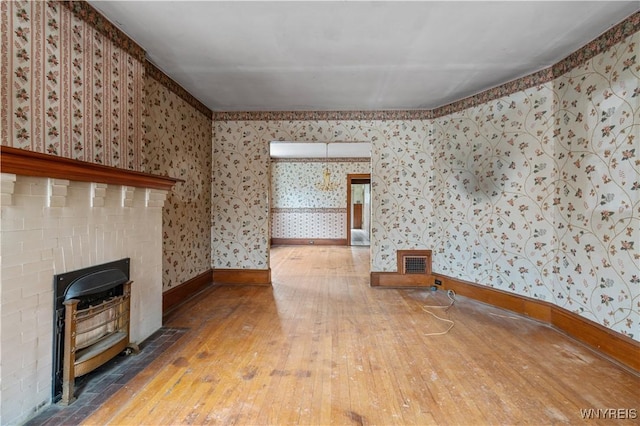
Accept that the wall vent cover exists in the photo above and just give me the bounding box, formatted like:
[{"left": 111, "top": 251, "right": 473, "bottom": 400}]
[
  {"left": 397, "top": 250, "right": 432, "bottom": 275},
  {"left": 404, "top": 256, "right": 428, "bottom": 274}
]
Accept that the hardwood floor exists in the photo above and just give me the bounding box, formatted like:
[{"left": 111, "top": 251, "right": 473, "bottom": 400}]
[
  {"left": 84, "top": 246, "right": 639, "bottom": 425},
  {"left": 350, "top": 229, "right": 370, "bottom": 246}
]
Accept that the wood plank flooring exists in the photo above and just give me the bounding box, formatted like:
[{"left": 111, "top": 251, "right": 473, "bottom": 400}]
[{"left": 84, "top": 246, "right": 639, "bottom": 425}]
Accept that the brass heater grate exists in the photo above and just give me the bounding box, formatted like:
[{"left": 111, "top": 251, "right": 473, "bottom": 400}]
[{"left": 397, "top": 250, "right": 432, "bottom": 275}]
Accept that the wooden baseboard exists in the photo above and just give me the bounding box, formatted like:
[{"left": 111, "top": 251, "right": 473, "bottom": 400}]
[
  {"left": 434, "top": 273, "right": 640, "bottom": 373},
  {"left": 370, "top": 272, "right": 436, "bottom": 288},
  {"left": 213, "top": 268, "right": 271, "bottom": 286},
  {"left": 162, "top": 269, "right": 213, "bottom": 315},
  {"left": 271, "top": 238, "right": 347, "bottom": 246}
]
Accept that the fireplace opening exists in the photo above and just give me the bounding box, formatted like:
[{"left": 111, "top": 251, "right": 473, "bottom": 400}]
[{"left": 52, "top": 258, "right": 133, "bottom": 403}]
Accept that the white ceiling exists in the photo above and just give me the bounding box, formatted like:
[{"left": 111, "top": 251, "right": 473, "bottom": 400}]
[
  {"left": 270, "top": 141, "right": 371, "bottom": 158},
  {"left": 88, "top": 1, "right": 638, "bottom": 113}
]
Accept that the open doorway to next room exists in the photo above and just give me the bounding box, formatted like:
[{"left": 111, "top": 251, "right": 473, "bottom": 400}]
[{"left": 347, "top": 174, "right": 370, "bottom": 246}]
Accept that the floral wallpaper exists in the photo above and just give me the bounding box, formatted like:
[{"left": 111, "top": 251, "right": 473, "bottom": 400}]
[
  {"left": 143, "top": 73, "right": 212, "bottom": 291},
  {"left": 552, "top": 33, "right": 639, "bottom": 337},
  {"left": 431, "top": 85, "right": 557, "bottom": 302},
  {"left": 1, "top": 0, "right": 144, "bottom": 170},
  {"left": 371, "top": 120, "right": 434, "bottom": 270},
  {"left": 212, "top": 120, "right": 433, "bottom": 269},
  {"left": 270, "top": 158, "right": 370, "bottom": 239},
  {"left": 271, "top": 208, "right": 347, "bottom": 240},
  {"left": 212, "top": 120, "right": 270, "bottom": 269},
  {"left": 213, "top": 22, "right": 639, "bottom": 339},
  {"left": 431, "top": 31, "right": 639, "bottom": 338},
  {"left": 4, "top": 0, "right": 636, "bottom": 340},
  {"left": 2, "top": 1, "right": 215, "bottom": 292},
  {"left": 271, "top": 159, "right": 370, "bottom": 208}
]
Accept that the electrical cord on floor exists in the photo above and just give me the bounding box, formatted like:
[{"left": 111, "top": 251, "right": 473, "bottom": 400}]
[{"left": 422, "top": 289, "right": 456, "bottom": 336}]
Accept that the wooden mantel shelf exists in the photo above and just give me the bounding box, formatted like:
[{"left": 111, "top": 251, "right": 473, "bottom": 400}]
[{"left": 0, "top": 146, "right": 182, "bottom": 191}]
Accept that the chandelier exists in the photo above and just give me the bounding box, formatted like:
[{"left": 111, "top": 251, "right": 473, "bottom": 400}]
[{"left": 316, "top": 143, "right": 340, "bottom": 191}]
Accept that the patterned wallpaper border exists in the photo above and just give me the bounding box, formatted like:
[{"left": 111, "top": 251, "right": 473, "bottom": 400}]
[
  {"left": 431, "top": 68, "right": 554, "bottom": 117},
  {"left": 213, "top": 110, "right": 433, "bottom": 122},
  {"left": 271, "top": 208, "right": 347, "bottom": 214},
  {"left": 60, "top": 1, "right": 145, "bottom": 62},
  {"left": 62, "top": 1, "right": 212, "bottom": 120},
  {"left": 145, "top": 61, "right": 212, "bottom": 119},
  {"left": 552, "top": 10, "right": 640, "bottom": 77},
  {"left": 436, "top": 10, "right": 640, "bottom": 116},
  {"left": 212, "top": 11, "right": 639, "bottom": 121},
  {"left": 272, "top": 157, "right": 370, "bottom": 163}
]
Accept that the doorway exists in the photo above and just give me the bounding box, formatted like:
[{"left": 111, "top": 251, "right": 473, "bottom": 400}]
[{"left": 346, "top": 174, "right": 371, "bottom": 246}]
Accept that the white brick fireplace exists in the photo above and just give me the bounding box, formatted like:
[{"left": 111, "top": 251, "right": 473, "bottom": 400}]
[{"left": 0, "top": 167, "right": 170, "bottom": 424}]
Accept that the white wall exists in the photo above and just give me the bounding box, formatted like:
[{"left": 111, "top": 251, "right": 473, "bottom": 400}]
[
  {"left": 0, "top": 174, "right": 166, "bottom": 425},
  {"left": 363, "top": 183, "right": 371, "bottom": 238}
]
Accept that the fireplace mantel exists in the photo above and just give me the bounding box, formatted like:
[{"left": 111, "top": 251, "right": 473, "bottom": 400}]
[
  {"left": 0, "top": 146, "right": 182, "bottom": 190},
  {"left": 1, "top": 148, "right": 173, "bottom": 422}
]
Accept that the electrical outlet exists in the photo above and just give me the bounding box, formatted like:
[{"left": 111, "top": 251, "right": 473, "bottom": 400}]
[
  {"left": 309, "top": 240, "right": 314, "bottom": 244},
  {"left": 434, "top": 279, "right": 442, "bottom": 286}
]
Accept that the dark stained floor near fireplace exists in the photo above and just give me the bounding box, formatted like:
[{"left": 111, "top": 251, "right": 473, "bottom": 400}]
[{"left": 25, "top": 327, "right": 186, "bottom": 426}]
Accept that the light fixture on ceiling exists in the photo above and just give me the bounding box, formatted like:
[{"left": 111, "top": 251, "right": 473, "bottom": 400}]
[{"left": 316, "top": 143, "right": 340, "bottom": 192}]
